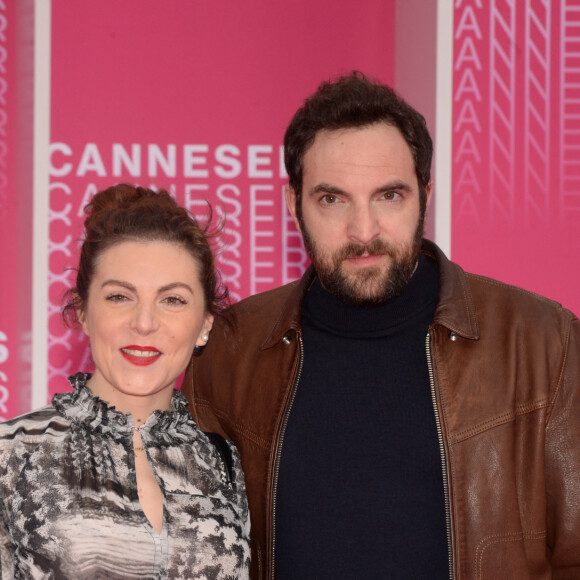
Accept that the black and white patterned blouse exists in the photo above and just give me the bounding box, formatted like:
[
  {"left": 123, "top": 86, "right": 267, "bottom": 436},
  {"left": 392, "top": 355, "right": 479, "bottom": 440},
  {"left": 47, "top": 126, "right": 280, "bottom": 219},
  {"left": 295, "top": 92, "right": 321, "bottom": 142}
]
[{"left": 0, "top": 373, "right": 250, "bottom": 579}]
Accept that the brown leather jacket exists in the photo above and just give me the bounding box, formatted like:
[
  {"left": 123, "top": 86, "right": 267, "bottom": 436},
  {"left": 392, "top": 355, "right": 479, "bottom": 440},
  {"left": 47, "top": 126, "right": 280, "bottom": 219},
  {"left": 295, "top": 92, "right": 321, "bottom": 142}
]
[{"left": 183, "top": 240, "right": 580, "bottom": 579}]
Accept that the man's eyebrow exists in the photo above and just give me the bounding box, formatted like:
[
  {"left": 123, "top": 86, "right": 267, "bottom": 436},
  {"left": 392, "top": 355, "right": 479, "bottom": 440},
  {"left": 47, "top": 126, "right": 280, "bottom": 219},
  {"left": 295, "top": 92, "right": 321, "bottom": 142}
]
[
  {"left": 373, "top": 180, "right": 413, "bottom": 194},
  {"left": 309, "top": 180, "right": 413, "bottom": 196},
  {"left": 309, "top": 183, "right": 347, "bottom": 196}
]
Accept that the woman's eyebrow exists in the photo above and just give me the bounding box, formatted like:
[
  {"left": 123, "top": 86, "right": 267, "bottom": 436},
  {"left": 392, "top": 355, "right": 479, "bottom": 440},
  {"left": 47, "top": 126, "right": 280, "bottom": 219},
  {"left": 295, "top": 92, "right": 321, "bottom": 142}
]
[{"left": 158, "top": 282, "right": 194, "bottom": 294}]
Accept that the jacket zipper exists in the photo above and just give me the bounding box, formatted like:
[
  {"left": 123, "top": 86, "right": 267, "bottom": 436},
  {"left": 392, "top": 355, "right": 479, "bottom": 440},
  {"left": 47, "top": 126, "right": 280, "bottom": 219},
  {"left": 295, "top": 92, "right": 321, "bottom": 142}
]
[
  {"left": 269, "top": 333, "right": 452, "bottom": 578},
  {"left": 270, "top": 334, "right": 304, "bottom": 579},
  {"left": 426, "top": 331, "right": 454, "bottom": 580}
]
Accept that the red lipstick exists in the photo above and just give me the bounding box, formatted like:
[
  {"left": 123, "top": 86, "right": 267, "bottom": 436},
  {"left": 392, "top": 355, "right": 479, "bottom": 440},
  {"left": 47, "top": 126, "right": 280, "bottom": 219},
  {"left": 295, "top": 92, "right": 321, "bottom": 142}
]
[{"left": 120, "top": 345, "right": 161, "bottom": 366}]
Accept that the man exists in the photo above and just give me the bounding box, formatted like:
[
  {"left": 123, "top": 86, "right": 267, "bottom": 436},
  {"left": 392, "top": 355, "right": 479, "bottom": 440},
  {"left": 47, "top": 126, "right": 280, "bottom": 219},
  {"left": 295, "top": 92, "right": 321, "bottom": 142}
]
[{"left": 183, "top": 72, "right": 580, "bottom": 579}]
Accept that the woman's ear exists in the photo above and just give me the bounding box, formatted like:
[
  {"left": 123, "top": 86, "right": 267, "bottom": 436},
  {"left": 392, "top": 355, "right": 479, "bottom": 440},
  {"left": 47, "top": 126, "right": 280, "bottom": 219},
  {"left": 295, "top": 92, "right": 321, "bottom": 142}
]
[
  {"left": 74, "top": 294, "right": 88, "bottom": 335},
  {"left": 196, "top": 314, "right": 214, "bottom": 347}
]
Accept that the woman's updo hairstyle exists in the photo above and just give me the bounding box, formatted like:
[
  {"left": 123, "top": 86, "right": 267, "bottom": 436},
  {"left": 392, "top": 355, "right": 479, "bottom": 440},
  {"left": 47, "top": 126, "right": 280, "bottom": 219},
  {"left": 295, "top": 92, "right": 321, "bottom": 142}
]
[{"left": 63, "top": 183, "right": 227, "bottom": 325}]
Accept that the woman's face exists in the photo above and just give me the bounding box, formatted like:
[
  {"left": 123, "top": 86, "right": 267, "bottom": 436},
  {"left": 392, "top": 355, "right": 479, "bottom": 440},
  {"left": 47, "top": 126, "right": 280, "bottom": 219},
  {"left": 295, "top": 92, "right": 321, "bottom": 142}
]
[{"left": 78, "top": 239, "right": 213, "bottom": 407}]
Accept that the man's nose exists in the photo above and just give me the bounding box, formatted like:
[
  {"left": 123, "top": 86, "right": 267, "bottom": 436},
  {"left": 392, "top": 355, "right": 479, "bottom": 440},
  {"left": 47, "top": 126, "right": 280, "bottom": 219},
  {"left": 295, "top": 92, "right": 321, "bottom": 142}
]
[{"left": 347, "top": 204, "right": 380, "bottom": 245}]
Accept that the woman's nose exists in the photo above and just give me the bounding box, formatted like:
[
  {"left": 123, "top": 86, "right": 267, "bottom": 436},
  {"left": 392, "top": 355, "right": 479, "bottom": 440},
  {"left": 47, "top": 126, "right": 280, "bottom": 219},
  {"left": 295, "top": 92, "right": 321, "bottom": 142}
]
[{"left": 130, "top": 302, "right": 159, "bottom": 335}]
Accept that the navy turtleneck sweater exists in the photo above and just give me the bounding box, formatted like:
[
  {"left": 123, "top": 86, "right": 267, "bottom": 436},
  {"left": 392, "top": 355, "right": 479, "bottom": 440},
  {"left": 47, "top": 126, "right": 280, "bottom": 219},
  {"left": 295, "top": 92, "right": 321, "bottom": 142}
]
[{"left": 275, "top": 254, "right": 449, "bottom": 578}]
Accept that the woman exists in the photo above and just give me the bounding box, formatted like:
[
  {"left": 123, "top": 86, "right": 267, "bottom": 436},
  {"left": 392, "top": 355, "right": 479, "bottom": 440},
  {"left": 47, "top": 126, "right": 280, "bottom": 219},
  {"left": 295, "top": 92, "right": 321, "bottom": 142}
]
[{"left": 0, "top": 185, "right": 250, "bottom": 578}]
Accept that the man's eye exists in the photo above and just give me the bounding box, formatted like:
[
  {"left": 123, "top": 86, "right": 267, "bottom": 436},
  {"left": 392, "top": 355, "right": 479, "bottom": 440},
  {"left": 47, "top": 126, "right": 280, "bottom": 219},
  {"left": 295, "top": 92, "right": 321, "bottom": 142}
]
[
  {"left": 321, "top": 194, "right": 338, "bottom": 204},
  {"left": 383, "top": 191, "right": 400, "bottom": 201}
]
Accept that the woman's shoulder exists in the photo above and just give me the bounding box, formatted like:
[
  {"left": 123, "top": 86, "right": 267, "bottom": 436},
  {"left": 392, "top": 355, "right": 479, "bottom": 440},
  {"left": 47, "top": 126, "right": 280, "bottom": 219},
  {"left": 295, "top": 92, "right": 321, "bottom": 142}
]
[{"left": 0, "top": 405, "right": 68, "bottom": 450}]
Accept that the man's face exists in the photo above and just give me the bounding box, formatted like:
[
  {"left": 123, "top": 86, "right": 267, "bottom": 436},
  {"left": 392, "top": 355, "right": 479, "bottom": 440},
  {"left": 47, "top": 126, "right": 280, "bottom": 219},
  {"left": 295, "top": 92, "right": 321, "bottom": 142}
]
[{"left": 285, "top": 123, "right": 432, "bottom": 305}]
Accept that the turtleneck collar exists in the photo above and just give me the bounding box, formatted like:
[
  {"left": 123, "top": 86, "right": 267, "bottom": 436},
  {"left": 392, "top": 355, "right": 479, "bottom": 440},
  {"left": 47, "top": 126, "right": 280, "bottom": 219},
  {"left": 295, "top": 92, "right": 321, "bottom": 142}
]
[{"left": 302, "top": 253, "right": 439, "bottom": 338}]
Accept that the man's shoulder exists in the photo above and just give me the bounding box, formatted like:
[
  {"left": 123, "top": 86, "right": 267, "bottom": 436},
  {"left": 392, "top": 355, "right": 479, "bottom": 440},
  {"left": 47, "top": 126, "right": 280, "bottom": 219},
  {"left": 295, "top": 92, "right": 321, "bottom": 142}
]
[
  {"left": 467, "top": 271, "right": 571, "bottom": 309},
  {"left": 204, "top": 276, "right": 307, "bottom": 355},
  {"left": 226, "top": 278, "right": 302, "bottom": 317},
  {"left": 463, "top": 270, "right": 578, "bottom": 328},
  {"left": 430, "top": 239, "right": 577, "bottom": 340}
]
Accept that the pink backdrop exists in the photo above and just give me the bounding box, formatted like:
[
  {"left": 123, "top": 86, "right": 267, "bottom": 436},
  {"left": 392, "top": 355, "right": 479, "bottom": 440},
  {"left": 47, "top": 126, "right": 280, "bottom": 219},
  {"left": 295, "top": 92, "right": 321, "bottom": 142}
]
[
  {"left": 452, "top": 0, "right": 579, "bottom": 312},
  {"left": 1, "top": 0, "right": 579, "bottom": 419},
  {"left": 0, "top": 0, "right": 15, "bottom": 422},
  {"left": 0, "top": 0, "right": 33, "bottom": 422},
  {"left": 47, "top": 0, "right": 396, "bottom": 398}
]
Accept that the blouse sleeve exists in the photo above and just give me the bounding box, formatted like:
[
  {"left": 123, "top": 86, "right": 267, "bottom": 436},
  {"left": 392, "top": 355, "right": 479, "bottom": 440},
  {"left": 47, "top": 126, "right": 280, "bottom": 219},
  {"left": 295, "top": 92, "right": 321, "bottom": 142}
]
[
  {"left": 0, "top": 506, "right": 12, "bottom": 579},
  {"left": 0, "top": 440, "right": 14, "bottom": 579},
  {"left": 228, "top": 439, "right": 251, "bottom": 539}
]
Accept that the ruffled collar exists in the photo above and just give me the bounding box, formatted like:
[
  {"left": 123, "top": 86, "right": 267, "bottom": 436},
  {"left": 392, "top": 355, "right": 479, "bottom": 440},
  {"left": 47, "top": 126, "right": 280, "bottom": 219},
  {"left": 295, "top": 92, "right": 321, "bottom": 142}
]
[{"left": 52, "top": 372, "right": 198, "bottom": 446}]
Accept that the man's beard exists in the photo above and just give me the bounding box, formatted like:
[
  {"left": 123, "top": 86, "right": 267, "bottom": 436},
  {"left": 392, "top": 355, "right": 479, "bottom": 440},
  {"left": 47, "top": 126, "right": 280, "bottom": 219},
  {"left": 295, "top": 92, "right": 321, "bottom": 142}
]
[{"left": 300, "top": 214, "right": 425, "bottom": 306}]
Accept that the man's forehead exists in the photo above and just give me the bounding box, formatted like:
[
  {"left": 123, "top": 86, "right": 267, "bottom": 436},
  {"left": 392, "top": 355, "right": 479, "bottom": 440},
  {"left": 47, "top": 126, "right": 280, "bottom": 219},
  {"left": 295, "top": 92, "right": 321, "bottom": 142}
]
[
  {"left": 312, "top": 122, "right": 401, "bottom": 141},
  {"left": 302, "top": 123, "right": 415, "bottom": 178}
]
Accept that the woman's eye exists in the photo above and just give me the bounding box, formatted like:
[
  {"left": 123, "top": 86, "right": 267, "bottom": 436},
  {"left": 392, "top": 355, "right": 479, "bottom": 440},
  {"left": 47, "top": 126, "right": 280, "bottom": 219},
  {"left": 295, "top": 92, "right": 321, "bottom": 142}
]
[
  {"left": 164, "top": 296, "right": 186, "bottom": 306},
  {"left": 106, "top": 294, "right": 127, "bottom": 303}
]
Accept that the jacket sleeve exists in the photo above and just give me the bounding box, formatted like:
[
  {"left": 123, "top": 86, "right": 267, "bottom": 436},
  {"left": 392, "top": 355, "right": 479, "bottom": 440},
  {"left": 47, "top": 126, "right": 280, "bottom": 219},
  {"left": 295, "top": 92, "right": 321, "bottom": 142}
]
[
  {"left": 545, "top": 314, "right": 580, "bottom": 577},
  {"left": 182, "top": 323, "right": 233, "bottom": 439}
]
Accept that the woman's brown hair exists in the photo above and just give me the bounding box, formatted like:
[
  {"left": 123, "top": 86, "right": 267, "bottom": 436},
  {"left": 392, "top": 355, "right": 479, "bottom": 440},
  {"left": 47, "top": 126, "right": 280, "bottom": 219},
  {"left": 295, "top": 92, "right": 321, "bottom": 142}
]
[{"left": 62, "top": 183, "right": 227, "bottom": 325}]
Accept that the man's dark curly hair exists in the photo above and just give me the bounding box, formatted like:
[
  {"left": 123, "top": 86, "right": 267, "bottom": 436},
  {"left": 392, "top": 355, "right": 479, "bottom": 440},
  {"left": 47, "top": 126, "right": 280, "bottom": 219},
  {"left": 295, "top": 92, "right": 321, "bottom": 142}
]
[{"left": 283, "top": 71, "right": 433, "bottom": 216}]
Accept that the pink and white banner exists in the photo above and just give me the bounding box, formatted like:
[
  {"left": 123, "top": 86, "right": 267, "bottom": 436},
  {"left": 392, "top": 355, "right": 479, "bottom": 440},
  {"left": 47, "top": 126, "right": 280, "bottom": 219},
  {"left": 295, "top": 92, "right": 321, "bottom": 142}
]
[
  {"left": 1, "top": 0, "right": 579, "bottom": 418},
  {"left": 0, "top": 0, "right": 34, "bottom": 422},
  {"left": 0, "top": 0, "right": 15, "bottom": 422},
  {"left": 47, "top": 0, "right": 397, "bottom": 399},
  {"left": 452, "top": 0, "right": 579, "bottom": 312}
]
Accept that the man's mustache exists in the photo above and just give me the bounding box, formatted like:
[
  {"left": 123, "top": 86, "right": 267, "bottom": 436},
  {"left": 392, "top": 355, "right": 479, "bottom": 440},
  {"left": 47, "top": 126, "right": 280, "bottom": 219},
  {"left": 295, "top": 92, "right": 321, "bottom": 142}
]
[{"left": 336, "top": 239, "right": 396, "bottom": 261}]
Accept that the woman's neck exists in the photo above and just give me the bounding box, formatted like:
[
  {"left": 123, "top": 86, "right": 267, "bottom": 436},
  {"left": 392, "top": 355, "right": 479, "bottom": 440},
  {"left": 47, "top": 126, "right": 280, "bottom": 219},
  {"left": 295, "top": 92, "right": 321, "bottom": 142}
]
[{"left": 85, "top": 374, "right": 174, "bottom": 424}]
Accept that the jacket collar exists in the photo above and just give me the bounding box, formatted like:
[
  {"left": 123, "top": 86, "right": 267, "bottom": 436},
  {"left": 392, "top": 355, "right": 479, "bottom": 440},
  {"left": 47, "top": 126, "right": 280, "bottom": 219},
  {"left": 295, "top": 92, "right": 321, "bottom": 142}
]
[
  {"left": 261, "top": 266, "right": 316, "bottom": 349},
  {"left": 423, "top": 239, "right": 480, "bottom": 340},
  {"left": 261, "top": 239, "right": 479, "bottom": 349}
]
